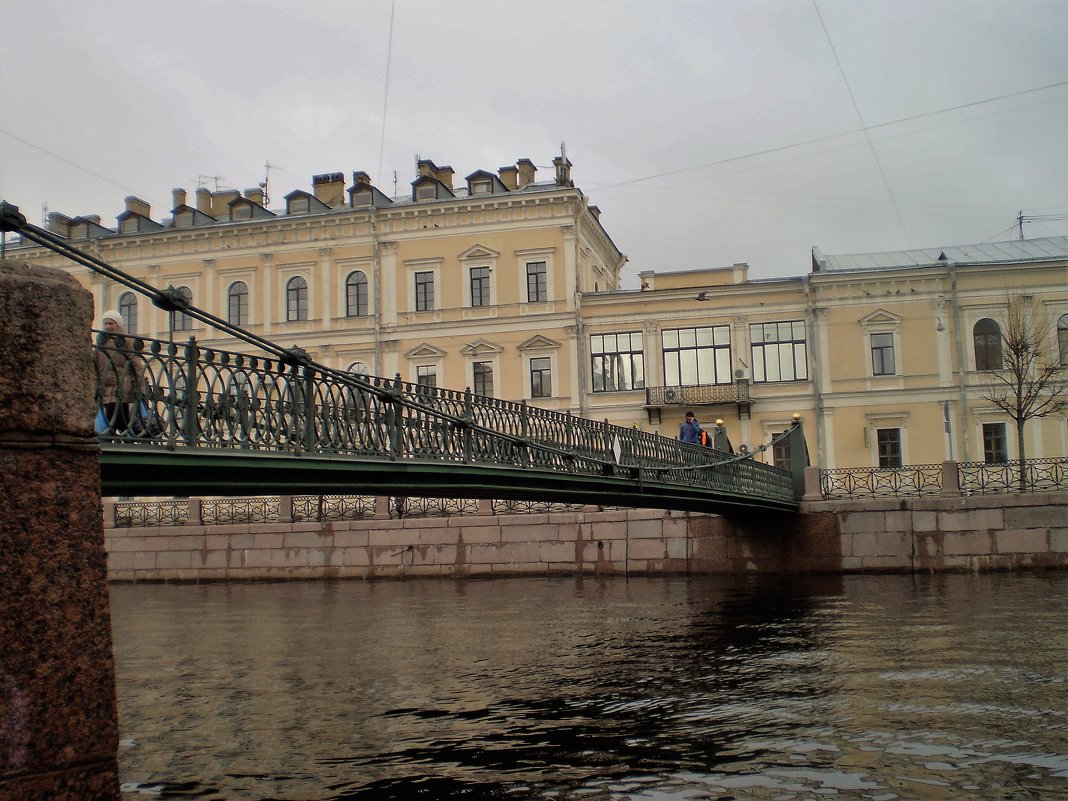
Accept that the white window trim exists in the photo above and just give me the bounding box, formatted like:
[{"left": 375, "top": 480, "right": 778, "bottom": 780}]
[
  {"left": 516, "top": 247, "right": 555, "bottom": 304},
  {"left": 412, "top": 361, "right": 443, "bottom": 388},
  {"left": 406, "top": 258, "right": 441, "bottom": 313},
  {"left": 863, "top": 412, "right": 909, "bottom": 467},
  {"left": 463, "top": 264, "right": 496, "bottom": 308},
  {"left": 524, "top": 353, "right": 557, "bottom": 400},
  {"left": 859, "top": 310, "right": 903, "bottom": 379},
  {"left": 339, "top": 259, "right": 374, "bottom": 317}
]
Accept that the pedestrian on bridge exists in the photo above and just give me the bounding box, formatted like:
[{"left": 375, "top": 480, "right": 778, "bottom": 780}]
[
  {"left": 679, "top": 411, "right": 703, "bottom": 444},
  {"left": 96, "top": 310, "right": 145, "bottom": 436}
]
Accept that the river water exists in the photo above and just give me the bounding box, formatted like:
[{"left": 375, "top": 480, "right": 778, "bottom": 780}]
[{"left": 111, "top": 573, "right": 1068, "bottom": 800}]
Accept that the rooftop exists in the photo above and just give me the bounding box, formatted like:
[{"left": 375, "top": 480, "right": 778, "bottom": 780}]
[{"left": 812, "top": 236, "right": 1068, "bottom": 272}]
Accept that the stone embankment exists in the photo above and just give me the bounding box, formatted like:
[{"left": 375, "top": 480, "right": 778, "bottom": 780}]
[{"left": 104, "top": 490, "right": 1068, "bottom": 582}]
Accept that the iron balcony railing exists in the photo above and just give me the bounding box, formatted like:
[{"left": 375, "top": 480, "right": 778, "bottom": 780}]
[
  {"left": 820, "top": 464, "right": 944, "bottom": 499},
  {"left": 94, "top": 332, "right": 798, "bottom": 505},
  {"left": 646, "top": 381, "right": 751, "bottom": 408}
]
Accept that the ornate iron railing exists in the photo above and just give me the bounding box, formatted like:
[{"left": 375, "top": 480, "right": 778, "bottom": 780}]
[
  {"left": 292, "top": 494, "right": 376, "bottom": 522},
  {"left": 202, "top": 496, "right": 280, "bottom": 525},
  {"left": 819, "top": 464, "right": 944, "bottom": 499},
  {"left": 114, "top": 498, "right": 188, "bottom": 527},
  {"left": 958, "top": 458, "right": 1068, "bottom": 495},
  {"left": 492, "top": 499, "right": 588, "bottom": 515},
  {"left": 92, "top": 332, "right": 798, "bottom": 505},
  {"left": 645, "top": 382, "right": 750, "bottom": 407}
]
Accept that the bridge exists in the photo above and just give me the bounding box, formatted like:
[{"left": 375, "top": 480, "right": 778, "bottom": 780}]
[{"left": 4, "top": 201, "right": 805, "bottom": 514}]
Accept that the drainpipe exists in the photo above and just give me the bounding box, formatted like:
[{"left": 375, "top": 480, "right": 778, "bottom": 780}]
[
  {"left": 370, "top": 205, "right": 383, "bottom": 377},
  {"left": 802, "top": 274, "right": 826, "bottom": 467},
  {"left": 575, "top": 290, "right": 587, "bottom": 417},
  {"left": 949, "top": 262, "right": 970, "bottom": 461}
]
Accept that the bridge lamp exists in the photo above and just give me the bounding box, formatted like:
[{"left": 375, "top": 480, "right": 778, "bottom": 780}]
[{"left": 791, "top": 413, "right": 802, "bottom": 426}]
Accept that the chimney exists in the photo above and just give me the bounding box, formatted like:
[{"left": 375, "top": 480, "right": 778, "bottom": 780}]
[
  {"left": 47, "top": 211, "right": 71, "bottom": 236},
  {"left": 517, "top": 158, "right": 536, "bottom": 189},
  {"left": 352, "top": 171, "right": 372, "bottom": 187},
  {"left": 312, "top": 172, "right": 345, "bottom": 205},
  {"left": 245, "top": 187, "right": 264, "bottom": 206},
  {"left": 195, "top": 187, "right": 212, "bottom": 213},
  {"left": 172, "top": 188, "right": 187, "bottom": 209},
  {"left": 212, "top": 189, "right": 240, "bottom": 217},
  {"left": 436, "top": 166, "right": 454, "bottom": 191},
  {"left": 124, "top": 196, "right": 151, "bottom": 218},
  {"left": 499, "top": 166, "right": 518, "bottom": 190},
  {"left": 553, "top": 155, "right": 573, "bottom": 187}
]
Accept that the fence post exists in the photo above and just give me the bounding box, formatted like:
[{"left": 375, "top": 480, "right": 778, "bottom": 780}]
[
  {"left": 463, "top": 387, "right": 474, "bottom": 464},
  {"left": 941, "top": 460, "right": 960, "bottom": 497},
  {"left": 788, "top": 415, "right": 810, "bottom": 500},
  {"left": 802, "top": 466, "right": 823, "bottom": 502},
  {"left": 182, "top": 336, "right": 200, "bottom": 446},
  {"left": 302, "top": 364, "right": 316, "bottom": 454}
]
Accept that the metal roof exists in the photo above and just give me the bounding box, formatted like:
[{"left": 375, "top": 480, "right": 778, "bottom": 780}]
[{"left": 814, "top": 236, "right": 1068, "bottom": 272}]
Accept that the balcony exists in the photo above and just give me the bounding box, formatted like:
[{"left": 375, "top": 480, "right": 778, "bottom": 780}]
[{"left": 645, "top": 381, "right": 752, "bottom": 420}]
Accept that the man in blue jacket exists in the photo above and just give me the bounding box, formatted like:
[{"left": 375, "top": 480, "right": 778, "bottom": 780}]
[{"left": 679, "top": 410, "right": 702, "bottom": 444}]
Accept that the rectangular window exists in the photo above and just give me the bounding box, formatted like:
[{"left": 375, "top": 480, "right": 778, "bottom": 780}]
[
  {"left": 530, "top": 357, "right": 552, "bottom": 398},
  {"left": 750, "top": 321, "right": 808, "bottom": 382},
  {"left": 416, "top": 365, "right": 437, "bottom": 389},
  {"left": 772, "top": 432, "right": 790, "bottom": 470},
  {"left": 415, "top": 272, "right": 434, "bottom": 312},
  {"left": 473, "top": 362, "right": 493, "bottom": 396},
  {"left": 877, "top": 428, "right": 902, "bottom": 468},
  {"left": 526, "top": 261, "right": 547, "bottom": 302},
  {"left": 471, "top": 178, "right": 492, "bottom": 195},
  {"left": 871, "top": 333, "right": 896, "bottom": 376},
  {"left": 470, "top": 266, "right": 490, "bottom": 307},
  {"left": 591, "top": 332, "right": 645, "bottom": 392},
  {"left": 662, "top": 326, "right": 732, "bottom": 386},
  {"left": 983, "top": 422, "right": 1007, "bottom": 464}
]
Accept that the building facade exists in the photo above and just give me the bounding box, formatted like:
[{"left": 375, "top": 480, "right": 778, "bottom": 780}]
[{"left": 8, "top": 155, "right": 1066, "bottom": 470}]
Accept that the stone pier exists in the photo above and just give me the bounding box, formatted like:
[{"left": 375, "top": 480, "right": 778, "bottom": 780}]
[{"left": 0, "top": 260, "right": 120, "bottom": 799}]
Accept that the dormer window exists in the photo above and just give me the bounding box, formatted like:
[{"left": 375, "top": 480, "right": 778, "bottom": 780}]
[
  {"left": 120, "top": 217, "right": 139, "bottom": 234},
  {"left": 70, "top": 223, "right": 88, "bottom": 239},
  {"left": 351, "top": 189, "right": 372, "bottom": 207},
  {"left": 174, "top": 211, "right": 194, "bottom": 228},
  {"left": 231, "top": 204, "right": 252, "bottom": 221},
  {"left": 471, "top": 178, "right": 492, "bottom": 195},
  {"left": 290, "top": 196, "right": 310, "bottom": 214},
  {"left": 416, "top": 183, "right": 437, "bottom": 201}
]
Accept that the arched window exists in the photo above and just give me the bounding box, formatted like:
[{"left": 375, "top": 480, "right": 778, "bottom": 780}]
[
  {"left": 348, "top": 361, "right": 369, "bottom": 377},
  {"left": 345, "top": 271, "right": 369, "bottom": 317},
  {"left": 228, "top": 281, "right": 249, "bottom": 326},
  {"left": 973, "top": 318, "right": 1003, "bottom": 370},
  {"left": 286, "top": 276, "right": 308, "bottom": 322},
  {"left": 1058, "top": 313, "right": 1068, "bottom": 366},
  {"left": 118, "top": 291, "right": 137, "bottom": 334},
  {"left": 170, "top": 285, "right": 193, "bottom": 332}
]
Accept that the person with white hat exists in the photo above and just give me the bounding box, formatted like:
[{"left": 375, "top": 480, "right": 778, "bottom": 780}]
[{"left": 95, "top": 310, "right": 144, "bottom": 436}]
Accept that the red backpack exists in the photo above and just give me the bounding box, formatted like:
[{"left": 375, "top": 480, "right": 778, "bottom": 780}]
[{"left": 699, "top": 429, "right": 710, "bottom": 447}]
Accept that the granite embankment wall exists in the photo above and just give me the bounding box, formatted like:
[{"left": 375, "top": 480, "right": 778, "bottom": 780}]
[{"left": 104, "top": 491, "right": 1068, "bottom": 581}]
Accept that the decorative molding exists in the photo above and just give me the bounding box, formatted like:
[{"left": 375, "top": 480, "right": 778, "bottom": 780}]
[{"left": 518, "top": 334, "right": 561, "bottom": 351}]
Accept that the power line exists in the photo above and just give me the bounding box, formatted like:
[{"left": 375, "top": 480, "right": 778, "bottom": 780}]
[
  {"left": 591, "top": 80, "right": 1068, "bottom": 194},
  {"left": 812, "top": 0, "right": 911, "bottom": 247},
  {"left": 376, "top": 0, "right": 397, "bottom": 187}
]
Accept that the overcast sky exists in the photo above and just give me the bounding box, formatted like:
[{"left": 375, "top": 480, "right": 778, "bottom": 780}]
[{"left": 2, "top": 0, "right": 1065, "bottom": 288}]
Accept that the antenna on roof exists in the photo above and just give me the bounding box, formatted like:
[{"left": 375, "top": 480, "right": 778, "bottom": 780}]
[
  {"left": 197, "top": 175, "right": 225, "bottom": 191},
  {"left": 261, "top": 161, "right": 284, "bottom": 207}
]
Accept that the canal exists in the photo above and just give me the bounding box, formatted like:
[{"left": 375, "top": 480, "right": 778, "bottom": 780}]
[{"left": 112, "top": 573, "right": 1068, "bottom": 800}]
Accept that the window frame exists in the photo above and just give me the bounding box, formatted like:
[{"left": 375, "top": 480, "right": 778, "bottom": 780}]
[
  {"left": 750, "top": 320, "right": 808, "bottom": 383},
  {"left": 118, "top": 291, "right": 138, "bottom": 334},
  {"left": 472, "top": 361, "right": 494, "bottom": 397},
  {"left": 973, "top": 318, "right": 1003, "bottom": 370},
  {"left": 529, "top": 356, "right": 553, "bottom": 399},
  {"left": 345, "top": 270, "right": 369, "bottom": 317},
  {"left": 1058, "top": 313, "right": 1068, "bottom": 366},
  {"left": 414, "top": 271, "right": 435, "bottom": 312},
  {"left": 170, "top": 285, "right": 194, "bottom": 332},
  {"left": 468, "top": 265, "right": 491, "bottom": 308},
  {"left": 876, "top": 427, "right": 903, "bottom": 468},
  {"left": 286, "top": 276, "right": 309, "bottom": 322},
  {"left": 227, "top": 281, "right": 249, "bottom": 326},
  {"left": 870, "top": 332, "right": 896, "bottom": 376},
  {"left": 661, "top": 325, "right": 732, "bottom": 386},
  {"left": 982, "top": 421, "right": 1008, "bottom": 464},
  {"left": 590, "top": 331, "right": 645, "bottom": 392},
  {"left": 526, "top": 261, "right": 548, "bottom": 303}
]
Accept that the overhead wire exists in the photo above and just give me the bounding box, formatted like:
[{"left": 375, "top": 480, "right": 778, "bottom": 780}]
[{"left": 376, "top": 0, "right": 397, "bottom": 187}]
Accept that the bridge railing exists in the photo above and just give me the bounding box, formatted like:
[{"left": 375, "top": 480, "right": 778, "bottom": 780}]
[{"left": 94, "top": 332, "right": 798, "bottom": 503}]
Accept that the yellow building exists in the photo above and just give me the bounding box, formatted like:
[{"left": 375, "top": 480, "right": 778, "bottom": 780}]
[{"left": 8, "top": 154, "right": 1066, "bottom": 470}]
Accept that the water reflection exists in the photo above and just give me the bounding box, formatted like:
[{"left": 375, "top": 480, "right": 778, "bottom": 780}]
[{"left": 111, "top": 573, "right": 1068, "bottom": 800}]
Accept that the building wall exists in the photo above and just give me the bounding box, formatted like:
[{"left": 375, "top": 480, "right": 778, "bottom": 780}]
[{"left": 9, "top": 161, "right": 1066, "bottom": 470}]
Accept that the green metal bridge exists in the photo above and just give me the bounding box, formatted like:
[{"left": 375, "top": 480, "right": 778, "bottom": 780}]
[{"left": 3, "top": 201, "right": 805, "bottom": 514}]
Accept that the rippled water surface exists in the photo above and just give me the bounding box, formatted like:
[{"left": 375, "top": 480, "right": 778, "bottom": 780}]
[{"left": 111, "top": 573, "right": 1068, "bottom": 800}]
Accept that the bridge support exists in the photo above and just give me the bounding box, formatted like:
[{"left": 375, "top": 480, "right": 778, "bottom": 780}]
[{"left": 0, "top": 259, "right": 120, "bottom": 800}]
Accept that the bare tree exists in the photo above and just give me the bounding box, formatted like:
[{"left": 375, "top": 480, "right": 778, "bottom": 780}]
[{"left": 976, "top": 295, "right": 1065, "bottom": 490}]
